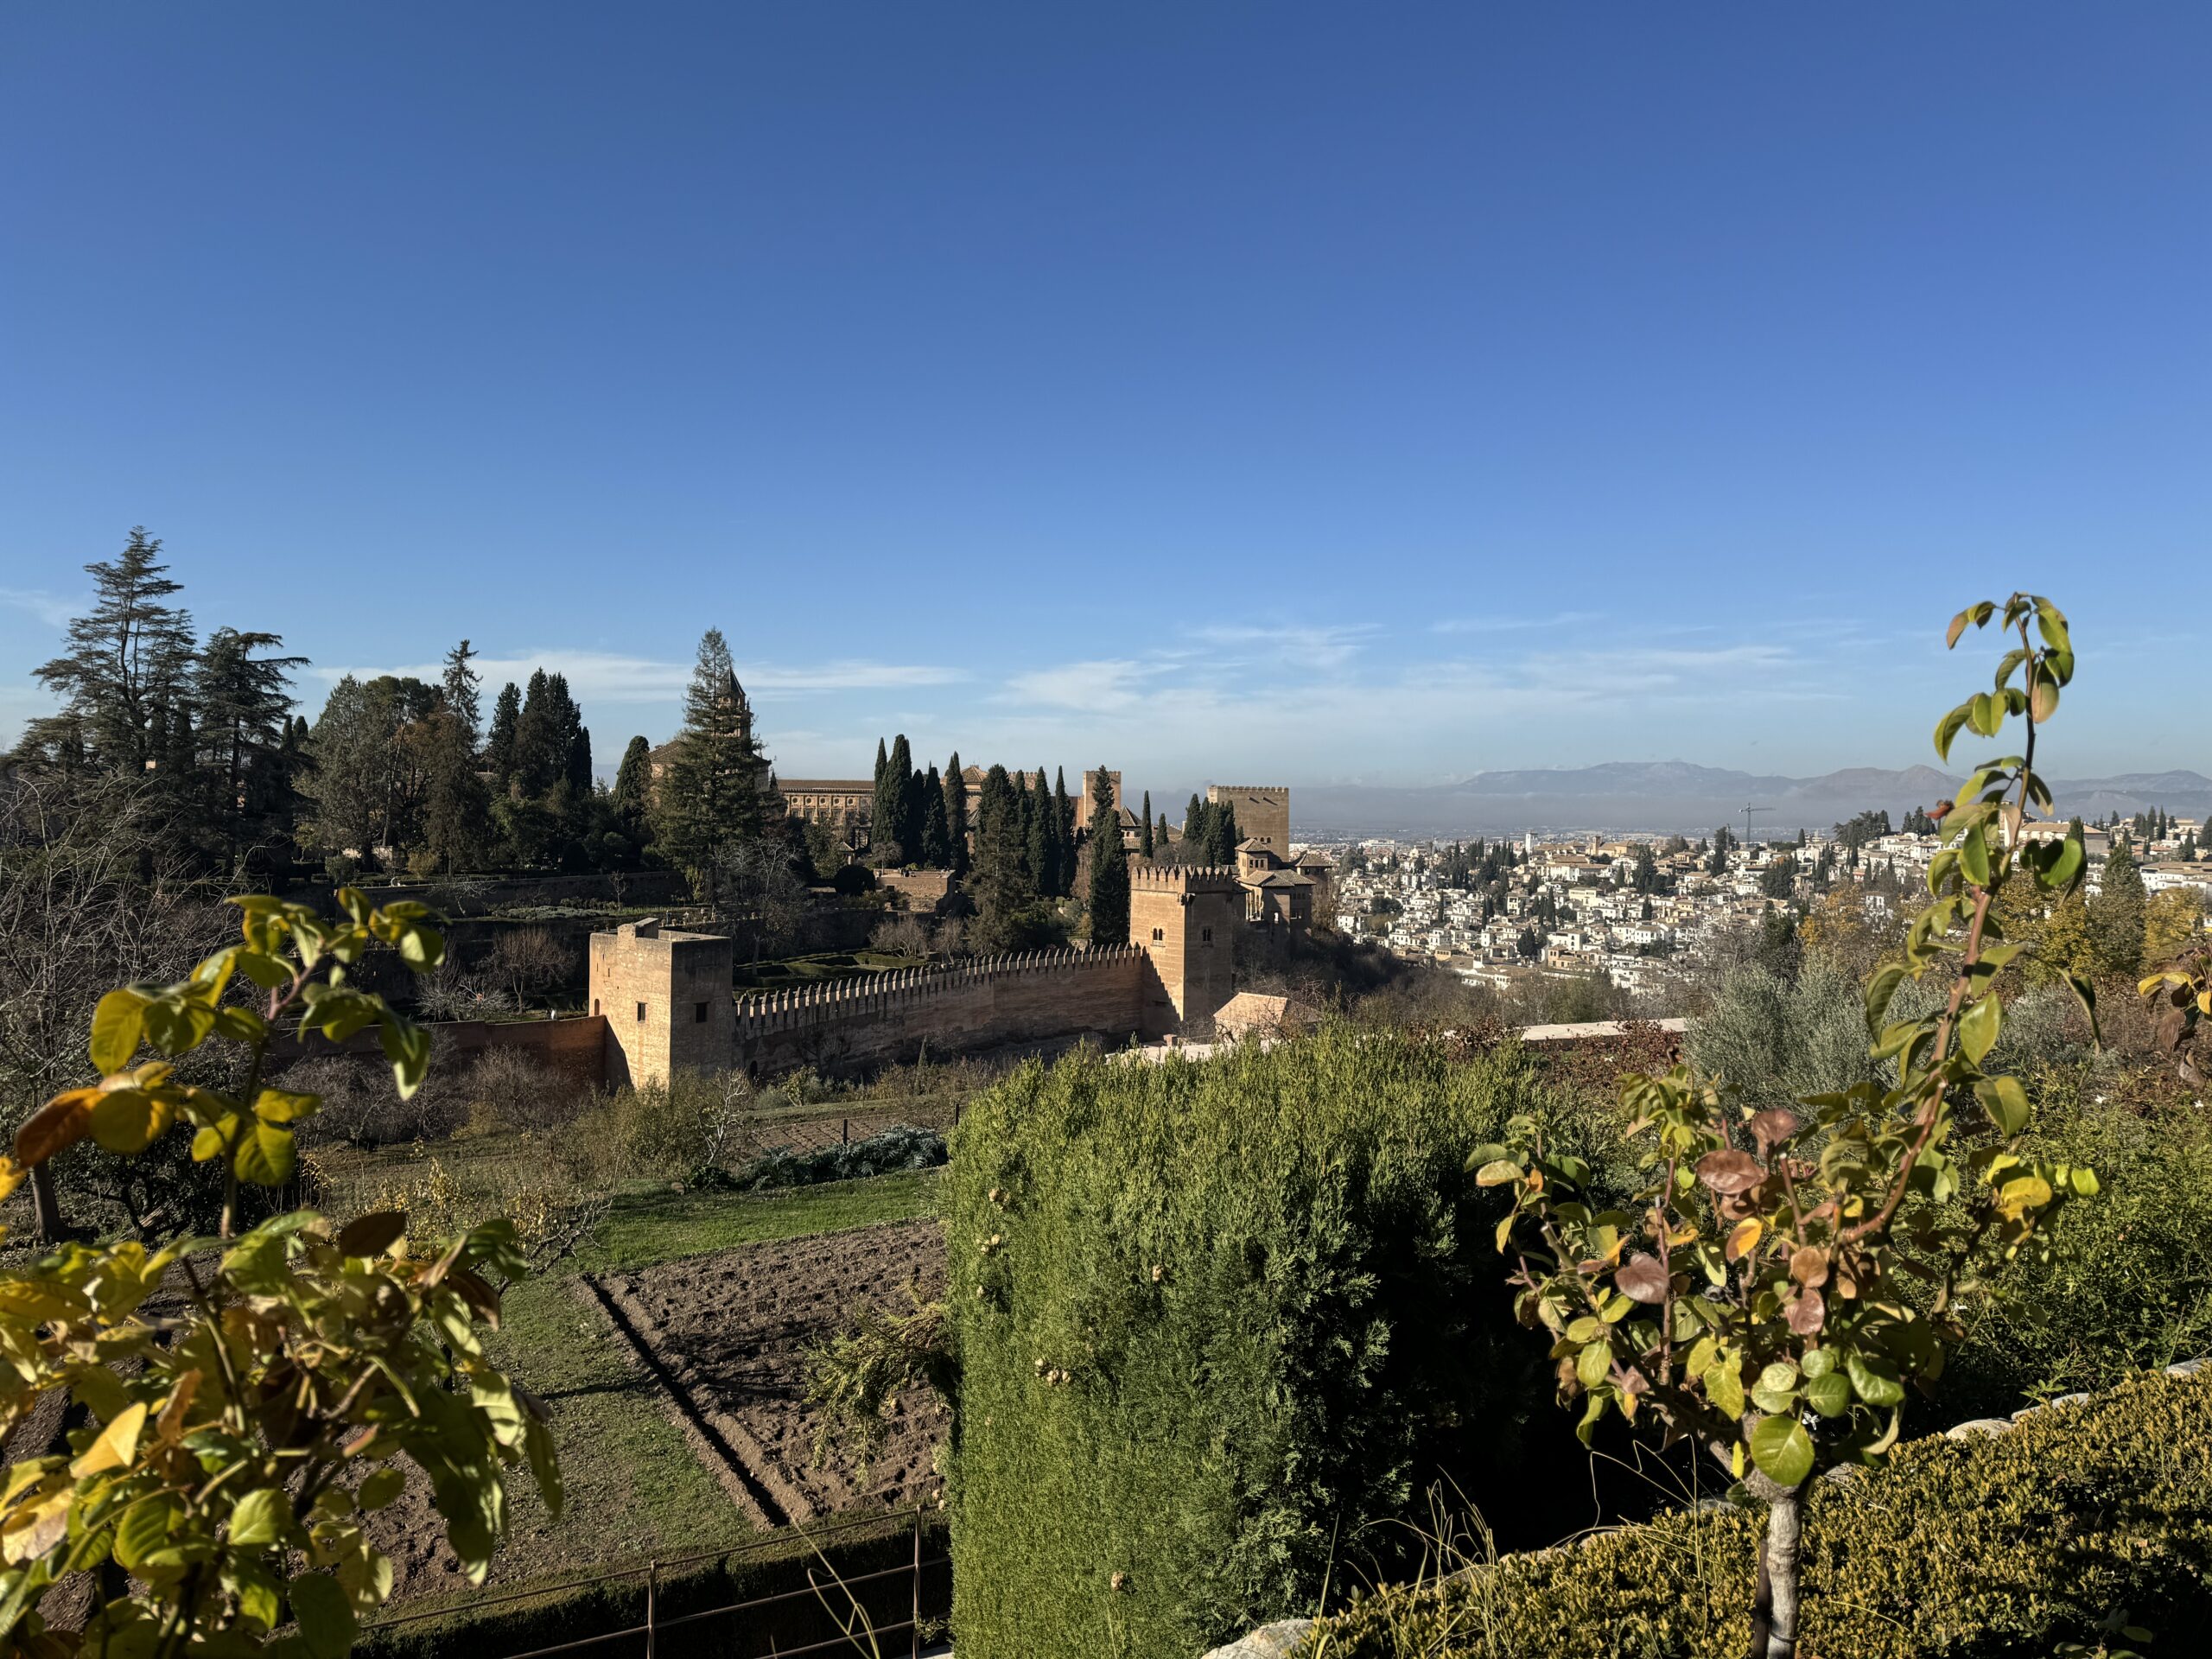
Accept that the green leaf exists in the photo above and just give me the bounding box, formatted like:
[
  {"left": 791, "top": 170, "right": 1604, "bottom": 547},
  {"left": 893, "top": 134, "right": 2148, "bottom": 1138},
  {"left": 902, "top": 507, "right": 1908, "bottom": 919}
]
[
  {"left": 289, "top": 1571, "right": 358, "bottom": 1659},
  {"left": 1803, "top": 1371, "right": 1851, "bottom": 1418},
  {"left": 228, "top": 1486, "right": 289, "bottom": 1548},
  {"left": 1473, "top": 1160, "right": 1522, "bottom": 1188},
  {"left": 356, "top": 1467, "right": 406, "bottom": 1513},
  {"left": 1960, "top": 824, "right": 1992, "bottom": 887},
  {"left": 378, "top": 1016, "right": 431, "bottom": 1101},
  {"left": 1934, "top": 703, "right": 1972, "bottom": 763},
  {"left": 1705, "top": 1357, "right": 1745, "bottom": 1419},
  {"left": 1574, "top": 1340, "right": 1611, "bottom": 1389},
  {"left": 112, "top": 1497, "right": 179, "bottom": 1573},
  {"left": 232, "top": 1121, "right": 296, "bottom": 1186},
  {"left": 87, "top": 1088, "right": 174, "bottom": 1155},
  {"left": 1845, "top": 1349, "right": 1906, "bottom": 1408},
  {"left": 1464, "top": 1142, "right": 1511, "bottom": 1171},
  {"left": 1749, "top": 1415, "right": 1815, "bottom": 1488},
  {"left": 1864, "top": 964, "right": 1906, "bottom": 1034},
  {"left": 1958, "top": 994, "right": 2000, "bottom": 1065},
  {"left": 1974, "top": 1076, "right": 2030, "bottom": 1135},
  {"left": 88, "top": 989, "right": 148, "bottom": 1075},
  {"left": 2040, "top": 834, "right": 2085, "bottom": 891},
  {"left": 252, "top": 1088, "right": 320, "bottom": 1125}
]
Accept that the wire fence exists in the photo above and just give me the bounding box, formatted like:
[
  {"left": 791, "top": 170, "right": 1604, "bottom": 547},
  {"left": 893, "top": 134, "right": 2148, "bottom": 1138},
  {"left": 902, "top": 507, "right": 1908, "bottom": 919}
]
[{"left": 364, "top": 1505, "right": 948, "bottom": 1659}]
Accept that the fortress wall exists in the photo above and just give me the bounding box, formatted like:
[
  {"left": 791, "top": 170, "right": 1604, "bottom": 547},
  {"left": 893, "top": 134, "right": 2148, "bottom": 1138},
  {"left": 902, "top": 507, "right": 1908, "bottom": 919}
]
[{"left": 734, "top": 946, "right": 1147, "bottom": 1077}]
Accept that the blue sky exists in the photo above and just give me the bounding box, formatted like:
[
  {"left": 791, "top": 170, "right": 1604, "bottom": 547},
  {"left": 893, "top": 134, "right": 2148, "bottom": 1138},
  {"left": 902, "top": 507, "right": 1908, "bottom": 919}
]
[{"left": 3, "top": 4, "right": 2205, "bottom": 794}]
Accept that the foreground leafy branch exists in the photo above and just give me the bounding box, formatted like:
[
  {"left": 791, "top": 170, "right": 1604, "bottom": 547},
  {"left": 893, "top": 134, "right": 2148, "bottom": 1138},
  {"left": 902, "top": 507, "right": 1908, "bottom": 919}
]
[
  {"left": 1476, "top": 594, "right": 2096, "bottom": 1659},
  {"left": 0, "top": 892, "right": 559, "bottom": 1657}
]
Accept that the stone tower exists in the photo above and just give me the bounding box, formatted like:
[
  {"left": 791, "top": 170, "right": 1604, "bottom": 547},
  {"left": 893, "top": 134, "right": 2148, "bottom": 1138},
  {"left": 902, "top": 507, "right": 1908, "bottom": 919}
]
[
  {"left": 1128, "top": 865, "right": 1244, "bottom": 1038},
  {"left": 1207, "top": 784, "right": 1290, "bottom": 861},
  {"left": 588, "top": 918, "right": 735, "bottom": 1087}
]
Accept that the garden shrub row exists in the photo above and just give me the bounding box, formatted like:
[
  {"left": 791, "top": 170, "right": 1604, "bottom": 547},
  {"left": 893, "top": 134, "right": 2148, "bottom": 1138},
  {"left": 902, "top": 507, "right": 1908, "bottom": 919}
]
[
  {"left": 944, "top": 1029, "right": 1611, "bottom": 1659},
  {"left": 1300, "top": 1366, "right": 2212, "bottom": 1659}
]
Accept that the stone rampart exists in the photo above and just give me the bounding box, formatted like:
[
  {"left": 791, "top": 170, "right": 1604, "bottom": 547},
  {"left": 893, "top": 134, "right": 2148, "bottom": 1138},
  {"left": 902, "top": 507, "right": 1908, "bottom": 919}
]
[{"left": 734, "top": 945, "right": 1147, "bottom": 1077}]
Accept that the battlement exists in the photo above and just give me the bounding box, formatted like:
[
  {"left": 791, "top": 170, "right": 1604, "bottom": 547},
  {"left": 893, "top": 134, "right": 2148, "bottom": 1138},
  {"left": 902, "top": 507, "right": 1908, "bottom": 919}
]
[
  {"left": 1207, "top": 784, "right": 1291, "bottom": 795},
  {"left": 1128, "top": 863, "right": 1243, "bottom": 895},
  {"left": 734, "top": 945, "right": 1144, "bottom": 1041}
]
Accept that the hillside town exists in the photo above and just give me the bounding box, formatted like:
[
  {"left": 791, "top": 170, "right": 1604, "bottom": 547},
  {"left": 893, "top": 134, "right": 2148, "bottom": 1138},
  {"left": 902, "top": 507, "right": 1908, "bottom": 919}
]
[{"left": 1322, "top": 812, "right": 2212, "bottom": 999}]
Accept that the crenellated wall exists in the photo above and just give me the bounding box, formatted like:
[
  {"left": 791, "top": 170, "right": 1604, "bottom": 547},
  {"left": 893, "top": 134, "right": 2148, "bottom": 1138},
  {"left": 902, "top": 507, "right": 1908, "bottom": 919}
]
[{"left": 733, "top": 945, "right": 1148, "bottom": 1077}]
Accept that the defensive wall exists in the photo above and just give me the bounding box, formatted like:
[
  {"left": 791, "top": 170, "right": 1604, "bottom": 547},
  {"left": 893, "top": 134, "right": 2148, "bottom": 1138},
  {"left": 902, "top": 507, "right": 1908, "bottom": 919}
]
[
  {"left": 729, "top": 945, "right": 1148, "bottom": 1077},
  {"left": 274, "top": 1010, "right": 610, "bottom": 1090}
]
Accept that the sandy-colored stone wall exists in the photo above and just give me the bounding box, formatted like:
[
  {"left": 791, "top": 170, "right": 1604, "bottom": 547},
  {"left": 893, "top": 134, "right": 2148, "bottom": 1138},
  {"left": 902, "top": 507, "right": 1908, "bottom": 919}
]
[
  {"left": 734, "top": 947, "right": 1147, "bottom": 1077},
  {"left": 1128, "top": 866, "right": 1243, "bottom": 1037},
  {"left": 1208, "top": 784, "right": 1291, "bottom": 860},
  {"left": 590, "top": 922, "right": 738, "bottom": 1087}
]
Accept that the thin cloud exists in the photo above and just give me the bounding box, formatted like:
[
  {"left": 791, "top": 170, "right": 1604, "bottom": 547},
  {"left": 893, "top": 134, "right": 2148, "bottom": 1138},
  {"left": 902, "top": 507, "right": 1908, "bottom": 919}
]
[
  {"left": 1003, "top": 659, "right": 1151, "bottom": 711},
  {"left": 1185, "top": 623, "right": 1376, "bottom": 671},
  {"left": 1430, "top": 611, "right": 1603, "bottom": 635},
  {"left": 0, "top": 588, "right": 83, "bottom": 631},
  {"left": 314, "top": 650, "right": 964, "bottom": 702}
]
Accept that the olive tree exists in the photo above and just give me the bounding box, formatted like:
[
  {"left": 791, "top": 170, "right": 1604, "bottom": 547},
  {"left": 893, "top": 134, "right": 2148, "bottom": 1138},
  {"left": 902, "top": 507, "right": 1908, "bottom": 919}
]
[{"left": 1476, "top": 595, "right": 2096, "bottom": 1659}]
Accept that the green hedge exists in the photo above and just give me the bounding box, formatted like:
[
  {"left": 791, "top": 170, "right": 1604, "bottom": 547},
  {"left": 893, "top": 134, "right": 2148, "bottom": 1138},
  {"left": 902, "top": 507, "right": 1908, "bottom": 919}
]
[
  {"left": 1301, "top": 1367, "right": 2212, "bottom": 1659},
  {"left": 944, "top": 1029, "right": 1569, "bottom": 1659}
]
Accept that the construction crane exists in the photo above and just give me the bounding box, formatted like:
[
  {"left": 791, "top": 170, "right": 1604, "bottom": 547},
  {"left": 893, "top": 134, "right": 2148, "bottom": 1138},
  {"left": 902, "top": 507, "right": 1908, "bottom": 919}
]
[{"left": 1741, "top": 804, "right": 1770, "bottom": 847}]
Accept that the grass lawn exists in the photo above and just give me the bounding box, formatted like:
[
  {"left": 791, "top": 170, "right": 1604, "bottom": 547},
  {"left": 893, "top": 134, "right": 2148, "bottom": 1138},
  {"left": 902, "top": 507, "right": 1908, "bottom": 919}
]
[{"left": 578, "top": 1166, "right": 943, "bottom": 1273}]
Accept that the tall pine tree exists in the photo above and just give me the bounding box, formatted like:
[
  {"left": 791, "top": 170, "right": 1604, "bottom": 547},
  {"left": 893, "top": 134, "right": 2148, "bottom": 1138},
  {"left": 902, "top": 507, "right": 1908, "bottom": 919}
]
[
  {"left": 870, "top": 738, "right": 896, "bottom": 861},
  {"left": 654, "top": 629, "right": 768, "bottom": 896},
  {"left": 194, "top": 626, "right": 305, "bottom": 869},
  {"left": 22, "top": 527, "right": 198, "bottom": 775},
  {"left": 1086, "top": 766, "right": 1129, "bottom": 946}
]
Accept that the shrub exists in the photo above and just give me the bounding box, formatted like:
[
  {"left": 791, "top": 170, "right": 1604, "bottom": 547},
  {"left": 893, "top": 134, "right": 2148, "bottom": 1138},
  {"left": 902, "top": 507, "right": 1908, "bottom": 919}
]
[
  {"left": 725, "top": 1123, "right": 945, "bottom": 1190},
  {"left": 556, "top": 1069, "right": 748, "bottom": 1186},
  {"left": 944, "top": 1029, "right": 1592, "bottom": 1659},
  {"left": 461, "top": 1043, "right": 582, "bottom": 1135},
  {"left": 1300, "top": 1366, "right": 2212, "bottom": 1659}
]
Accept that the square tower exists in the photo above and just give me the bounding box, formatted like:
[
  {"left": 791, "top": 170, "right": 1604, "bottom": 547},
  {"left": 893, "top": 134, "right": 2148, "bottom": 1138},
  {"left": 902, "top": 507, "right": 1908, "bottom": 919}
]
[
  {"left": 588, "top": 919, "right": 735, "bottom": 1087},
  {"left": 1208, "top": 785, "right": 1290, "bottom": 861},
  {"left": 1128, "top": 866, "right": 1243, "bottom": 1038}
]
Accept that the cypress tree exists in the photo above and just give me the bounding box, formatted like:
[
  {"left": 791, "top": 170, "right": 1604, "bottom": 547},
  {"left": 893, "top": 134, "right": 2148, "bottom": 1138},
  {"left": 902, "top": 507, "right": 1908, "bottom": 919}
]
[
  {"left": 871, "top": 737, "right": 894, "bottom": 861},
  {"left": 613, "top": 735, "right": 653, "bottom": 828},
  {"left": 903, "top": 759, "right": 930, "bottom": 866},
  {"left": 1029, "top": 765, "right": 1058, "bottom": 899},
  {"left": 1184, "top": 793, "right": 1204, "bottom": 841},
  {"left": 1156, "top": 812, "right": 1171, "bottom": 853},
  {"left": 944, "top": 753, "right": 970, "bottom": 877},
  {"left": 1014, "top": 771, "right": 1038, "bottom": 890},
  {"left": 1087, "top": 766, "right": 1129, "bottom": 946},
  {"left": 1140, "top": 791, "right": 1154, "bottom": 859},
  {"left": 1052, "top": 767, "right": 1077, "bottom": 894},
  {"left": 971, "top": 765, "right": 1029, "bottom": 952},
  {"left": 486, "top": 683, "right": 521, "bottom": 794},
  {"left": 921, "top": 764, "right": 950, "bottom": 867},
  {"left": 884, "top": 734, "right": 916, "bottom": 864}
]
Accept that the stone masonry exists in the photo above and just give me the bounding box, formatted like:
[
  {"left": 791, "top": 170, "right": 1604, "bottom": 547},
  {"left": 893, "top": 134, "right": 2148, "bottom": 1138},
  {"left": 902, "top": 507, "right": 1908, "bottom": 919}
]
[{"left": 588, "top": 919, "right": 738, "bottom": 1088}]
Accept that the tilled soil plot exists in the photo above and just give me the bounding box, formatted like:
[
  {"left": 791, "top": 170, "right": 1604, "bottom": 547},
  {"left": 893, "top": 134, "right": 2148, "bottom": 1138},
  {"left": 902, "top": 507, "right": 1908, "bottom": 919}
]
[{"left": 591, "top": 1219, "right": 949, "bottom": 1526}]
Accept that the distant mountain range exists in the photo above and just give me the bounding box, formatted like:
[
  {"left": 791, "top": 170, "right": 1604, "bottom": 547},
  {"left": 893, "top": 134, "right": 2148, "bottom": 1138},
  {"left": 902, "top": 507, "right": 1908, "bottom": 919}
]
[{"left": 1294, "top": 763, "right": 2212, "bottom": 839}]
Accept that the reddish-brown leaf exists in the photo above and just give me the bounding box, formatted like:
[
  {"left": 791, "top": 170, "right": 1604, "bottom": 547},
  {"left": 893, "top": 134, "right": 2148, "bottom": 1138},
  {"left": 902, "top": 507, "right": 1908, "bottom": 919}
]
[
  {"left": 1786, "top": 1288, "right": 1827, "bottom": 1335},
  {"left": 1616, "top": 1253, "right": 1670, "bottom": 1305},
  {"left": 1748, "top": 1109, "right": 1801, "bottom": 1151},
  {"left": 15, "top": 1093, "right": 94, "bottom": 1167},
  {"left": 1789, "top": 1246, "right": 1831, "bottom": 1288},
  {"left": 1695, "top": 1148, "right": 1766, "bottom": 1194},
  {"left": 335, "top": 1211, "right": 406, "bottom": 1259}
]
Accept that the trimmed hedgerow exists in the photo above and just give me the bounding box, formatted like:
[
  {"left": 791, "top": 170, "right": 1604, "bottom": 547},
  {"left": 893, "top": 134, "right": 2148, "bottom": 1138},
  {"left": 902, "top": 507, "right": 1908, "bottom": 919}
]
[
  {"left": 944, "top": 1028, "right": 1592, "bottom": 1659},
  {"left": 1300, "top": 1366, "right": 2212, "bottom": 1659}
]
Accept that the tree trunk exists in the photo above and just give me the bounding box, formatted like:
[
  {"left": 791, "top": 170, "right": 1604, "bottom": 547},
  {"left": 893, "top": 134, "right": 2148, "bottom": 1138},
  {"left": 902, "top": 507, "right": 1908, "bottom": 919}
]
[
  {"left": 1745, "top": 1478, "right": 1804, "bottom": 1659},
  {"left": 29, "top": 1161, "right": 67, "bottom": 1243}
]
